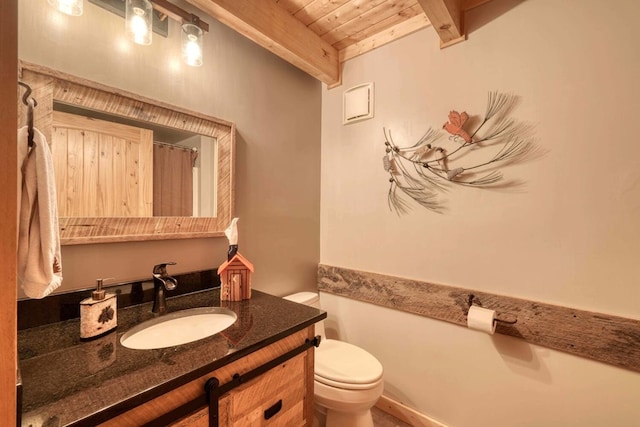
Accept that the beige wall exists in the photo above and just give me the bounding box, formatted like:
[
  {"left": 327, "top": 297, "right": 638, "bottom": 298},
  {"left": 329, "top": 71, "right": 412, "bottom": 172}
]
[
  {"left": 18, "top": 0, "right": 321, "bottom": 297},
  {"left": 320, "top": 0, "right": 640, "bottom": 426}
]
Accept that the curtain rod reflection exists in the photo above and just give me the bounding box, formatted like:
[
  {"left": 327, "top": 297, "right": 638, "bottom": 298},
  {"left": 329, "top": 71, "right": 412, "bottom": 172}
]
[{"left": 153, "top": 140, "right": 198, "bottom": 153}]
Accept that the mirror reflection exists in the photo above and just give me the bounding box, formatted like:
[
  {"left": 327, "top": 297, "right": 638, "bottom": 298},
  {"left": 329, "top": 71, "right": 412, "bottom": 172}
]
[{"left": 53, "top": 102, "right": 218, "bottom": 218}]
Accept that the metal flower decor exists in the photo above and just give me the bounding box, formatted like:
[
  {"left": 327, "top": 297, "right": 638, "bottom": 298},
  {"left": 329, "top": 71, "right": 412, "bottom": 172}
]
[{"left": 383, "top": 92, "right": 536, "bottom": 214}]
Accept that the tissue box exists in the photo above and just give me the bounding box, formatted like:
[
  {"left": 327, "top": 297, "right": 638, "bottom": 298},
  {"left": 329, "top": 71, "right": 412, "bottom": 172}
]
[{"left": 218, "top": 252, "right": 254, "bottom": 301}]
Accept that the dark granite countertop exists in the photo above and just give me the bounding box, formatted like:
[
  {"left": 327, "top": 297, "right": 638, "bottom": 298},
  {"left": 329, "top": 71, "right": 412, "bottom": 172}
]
[{"left": 18, "top": 288, "right": 325, "bottom": 427}]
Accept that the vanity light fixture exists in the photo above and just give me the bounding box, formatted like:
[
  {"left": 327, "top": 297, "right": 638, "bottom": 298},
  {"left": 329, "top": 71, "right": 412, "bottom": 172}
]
[
  {"left": 152, "top": 0, "right": 209, "bottom": 66},
  {"left": 90, "top": 0, "right": 209, "bottom": 65},
  {"left": 126, "top": 0, "right": 153, "bottom": 45},
  {"left": 48, "top": 0, "right": 84, "bottom": 16},
  {"left": 182, "top": 22, "right": 203, "bottom": 67}
]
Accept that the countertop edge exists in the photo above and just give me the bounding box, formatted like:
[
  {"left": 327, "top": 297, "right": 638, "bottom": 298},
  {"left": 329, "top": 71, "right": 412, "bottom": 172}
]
[{"left": 69, "top": 313, "right": 326, "bottom": 427}]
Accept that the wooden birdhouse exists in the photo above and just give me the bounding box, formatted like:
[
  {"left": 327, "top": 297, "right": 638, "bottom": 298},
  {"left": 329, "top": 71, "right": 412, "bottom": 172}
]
[{"left": 218, "top": 253, "right": 254, "bottom": 301}]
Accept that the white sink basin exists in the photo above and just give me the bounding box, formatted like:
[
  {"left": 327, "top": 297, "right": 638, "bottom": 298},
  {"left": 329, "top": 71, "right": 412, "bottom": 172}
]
[{"left": 120, "top": 307, "right": 237, "bottom": 350}]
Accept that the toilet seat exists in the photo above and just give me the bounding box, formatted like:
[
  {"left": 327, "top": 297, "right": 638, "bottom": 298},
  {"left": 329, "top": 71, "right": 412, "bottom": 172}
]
[{"left": 315, "top": 339, "right": 383, "bottom": 390}]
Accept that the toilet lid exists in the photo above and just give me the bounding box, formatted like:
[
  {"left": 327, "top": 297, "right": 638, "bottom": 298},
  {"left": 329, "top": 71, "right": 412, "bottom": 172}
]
[{"left": 315, "top": 339, "right": 383, "bottom": 388}]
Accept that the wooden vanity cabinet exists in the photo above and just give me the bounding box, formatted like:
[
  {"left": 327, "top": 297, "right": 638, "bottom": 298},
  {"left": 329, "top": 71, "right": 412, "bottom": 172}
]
[
  {"left": 99, "top": 327, "right": 315, "bottom": 427},
  {"left": 174, "top": 352, "right": 307, "bottom": 427}
]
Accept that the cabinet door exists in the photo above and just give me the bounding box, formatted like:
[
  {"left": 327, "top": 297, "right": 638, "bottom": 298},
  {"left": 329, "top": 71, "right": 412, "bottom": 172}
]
[
  {"left": 219, "top": 352, "right": 307, "bottom": 427},
  {"left": 171, "top": 407, "right": 208, "bottom": 427}
]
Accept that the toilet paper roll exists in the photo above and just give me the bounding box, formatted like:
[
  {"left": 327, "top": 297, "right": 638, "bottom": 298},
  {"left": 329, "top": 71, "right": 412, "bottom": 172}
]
[{"left": 467, "top": 305, "right": 497, "bottom": 335}]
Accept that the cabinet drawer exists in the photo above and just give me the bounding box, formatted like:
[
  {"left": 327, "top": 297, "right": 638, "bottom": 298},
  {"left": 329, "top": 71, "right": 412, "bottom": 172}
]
[{"left": 220, "top": 352, "right": 307, "bottom": 427}]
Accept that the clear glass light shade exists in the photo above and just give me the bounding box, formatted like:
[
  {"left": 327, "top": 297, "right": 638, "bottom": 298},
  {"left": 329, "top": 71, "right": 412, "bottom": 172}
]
[
  {"left": 126, "top": 0, "right": 153, "bottom": 46},
  {"left": 48, "top": 0, "right": 83, "bottom": 16},
  {"left": 182, "top": 23, "right": 204, "bottom": 67}
]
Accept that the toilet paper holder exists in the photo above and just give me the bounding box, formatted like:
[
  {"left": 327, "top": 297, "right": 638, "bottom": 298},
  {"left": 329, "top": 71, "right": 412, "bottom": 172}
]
[{"left": 467, "top": 294, "right": 518, "bottom": 325}]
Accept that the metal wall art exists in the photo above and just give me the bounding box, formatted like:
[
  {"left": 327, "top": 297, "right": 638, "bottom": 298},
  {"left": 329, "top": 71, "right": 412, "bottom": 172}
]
[{"left": 383, "top": 92, "right": 535, "bottom": 214}]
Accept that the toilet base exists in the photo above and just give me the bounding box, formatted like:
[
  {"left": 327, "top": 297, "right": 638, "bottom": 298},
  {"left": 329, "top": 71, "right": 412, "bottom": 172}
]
[{"left": 314, "top": 404, "right": 374, "bottom": 427}]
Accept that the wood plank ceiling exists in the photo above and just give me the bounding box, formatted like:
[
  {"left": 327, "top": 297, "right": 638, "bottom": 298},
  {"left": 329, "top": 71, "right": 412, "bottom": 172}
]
[{"left": 186, "top": 0, "right": 492, "bottom": 87}]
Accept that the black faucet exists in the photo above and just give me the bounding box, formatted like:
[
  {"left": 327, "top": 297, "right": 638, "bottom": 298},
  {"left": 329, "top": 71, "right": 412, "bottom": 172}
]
[{"left": 152, "top": 262, "right": 177, "bottom": 315}]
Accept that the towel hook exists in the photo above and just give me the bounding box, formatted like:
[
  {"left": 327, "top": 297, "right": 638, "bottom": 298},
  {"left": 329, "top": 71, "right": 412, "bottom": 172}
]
[
  {"left": 18, "top": 81, "right": 38, "bottom": 107},
  {"left": 18, "top": 81, "right": 38, "bottom": 148}
]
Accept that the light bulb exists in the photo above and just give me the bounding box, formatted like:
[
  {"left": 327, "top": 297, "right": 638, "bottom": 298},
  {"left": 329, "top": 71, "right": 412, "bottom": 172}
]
[
  {"left": 182, "top": 23, "right": 203, "bottom": 67},
  {"left": 131, "top": 11, "right": 149, "bottom": 44},
  {"left": 48, "top": 0, "right": 83, "bottom": 16},
  {"left": 184, "top": 36, "right": 202, "bottom": 66},
  {"left": 126, "top": 0, "right": 152, "bottom": 45}
]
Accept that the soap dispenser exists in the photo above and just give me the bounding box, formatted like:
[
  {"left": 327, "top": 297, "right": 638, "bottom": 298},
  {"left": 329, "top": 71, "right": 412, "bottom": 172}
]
[{"left": 80, "top": 278, "right": 117, "bottom": 339}]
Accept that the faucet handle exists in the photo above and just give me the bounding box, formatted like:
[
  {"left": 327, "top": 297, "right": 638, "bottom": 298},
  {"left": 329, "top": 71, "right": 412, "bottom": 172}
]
[{"left": 153, "top": 262, "right": 177, "bottom": 275}]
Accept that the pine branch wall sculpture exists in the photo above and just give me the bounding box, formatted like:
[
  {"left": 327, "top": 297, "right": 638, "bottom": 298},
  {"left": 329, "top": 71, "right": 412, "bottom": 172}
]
[{"left": 383, "top": 92, "right": 536, "bottom": 214}]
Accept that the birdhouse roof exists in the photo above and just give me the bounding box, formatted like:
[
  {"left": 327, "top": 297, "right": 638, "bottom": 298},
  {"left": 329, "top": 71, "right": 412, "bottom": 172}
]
[{"left": 218, "top": 252, "right": 255, "bottom": 274}]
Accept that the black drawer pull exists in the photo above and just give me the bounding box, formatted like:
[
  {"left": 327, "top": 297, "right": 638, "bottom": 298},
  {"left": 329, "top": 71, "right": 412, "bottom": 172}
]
[{"left": 264, "top": 399, "right": 283, "bottom": 420}]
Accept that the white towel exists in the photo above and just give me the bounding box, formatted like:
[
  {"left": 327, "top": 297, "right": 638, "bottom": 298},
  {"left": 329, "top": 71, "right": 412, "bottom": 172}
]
[{"left": 18, "top": 126, "right": 63, "bottom": 298}]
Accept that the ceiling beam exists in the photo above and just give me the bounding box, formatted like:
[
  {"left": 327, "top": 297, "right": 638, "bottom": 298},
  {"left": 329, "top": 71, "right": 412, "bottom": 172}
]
[
  {"left": 463, "top": 0, "right": 494, "bottom": 11},
  {"left": 416, "top": 0, "right": 465, "bottom": 47},
  {"left": 185, "top": 0, "right": 340, "bottom": 86}
]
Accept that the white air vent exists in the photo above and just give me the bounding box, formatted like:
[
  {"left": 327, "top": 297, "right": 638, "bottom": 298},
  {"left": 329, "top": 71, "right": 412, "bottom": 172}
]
[{"left": 343, "top": 82, "right": 374, "bottom": 125}]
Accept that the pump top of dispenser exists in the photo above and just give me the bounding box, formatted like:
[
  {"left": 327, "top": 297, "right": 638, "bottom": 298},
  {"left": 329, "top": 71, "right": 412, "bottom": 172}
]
[{"left": 92, "top": 278, "right": 114, "bottom": 300}]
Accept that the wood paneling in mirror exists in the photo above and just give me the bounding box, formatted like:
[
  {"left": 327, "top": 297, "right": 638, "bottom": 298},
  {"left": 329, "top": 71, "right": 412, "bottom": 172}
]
[
  {"left": 52, "top": 111, "right": 154, "bottom": 217},
  {"left": 18, "top": 61, "right": 235, "bottom": 245}
]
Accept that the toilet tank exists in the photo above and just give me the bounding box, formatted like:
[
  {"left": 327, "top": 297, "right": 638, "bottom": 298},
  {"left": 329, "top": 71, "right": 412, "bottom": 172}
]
[
  {"left": 283, "top": 292, "right": 325, "bottom": 338},
  {"left": 283, "top": 292, "right": 320, "bottom": 308}
]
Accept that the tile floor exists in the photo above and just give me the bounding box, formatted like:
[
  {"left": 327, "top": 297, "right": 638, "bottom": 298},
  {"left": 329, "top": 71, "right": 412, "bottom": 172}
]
[{"left": 371, "top": 406, "right": 413, "bottom": 427}]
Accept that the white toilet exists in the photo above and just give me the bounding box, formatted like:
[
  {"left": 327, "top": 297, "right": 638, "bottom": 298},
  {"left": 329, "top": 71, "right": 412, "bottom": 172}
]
[{"left": 284, "top": 292, "right": 384, "bottom": 427}]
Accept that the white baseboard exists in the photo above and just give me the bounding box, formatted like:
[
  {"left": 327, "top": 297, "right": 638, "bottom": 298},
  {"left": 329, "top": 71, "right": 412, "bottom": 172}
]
[{"left": 375, "top": 395, "right": 447, "bottom": 427}]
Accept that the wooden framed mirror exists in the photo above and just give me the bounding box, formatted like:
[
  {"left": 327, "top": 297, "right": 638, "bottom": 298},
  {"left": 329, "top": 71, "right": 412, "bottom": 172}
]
[{"left": 18, "top": 61, "right": 235, "bottom": 245}]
